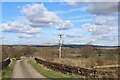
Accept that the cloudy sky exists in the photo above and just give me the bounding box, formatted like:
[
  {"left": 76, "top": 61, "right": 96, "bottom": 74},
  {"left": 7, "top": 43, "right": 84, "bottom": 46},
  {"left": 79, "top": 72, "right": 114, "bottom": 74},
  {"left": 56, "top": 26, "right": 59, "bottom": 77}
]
[{"left": 1, "top": 2, "right": 118, "bottom": 46}]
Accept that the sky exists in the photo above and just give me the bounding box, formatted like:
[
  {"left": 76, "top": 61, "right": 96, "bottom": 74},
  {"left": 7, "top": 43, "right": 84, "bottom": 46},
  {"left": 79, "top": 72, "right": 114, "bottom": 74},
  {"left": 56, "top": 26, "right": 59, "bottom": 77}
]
[{"left": 1, "top": 2, "right": 119, "bottom": 46}]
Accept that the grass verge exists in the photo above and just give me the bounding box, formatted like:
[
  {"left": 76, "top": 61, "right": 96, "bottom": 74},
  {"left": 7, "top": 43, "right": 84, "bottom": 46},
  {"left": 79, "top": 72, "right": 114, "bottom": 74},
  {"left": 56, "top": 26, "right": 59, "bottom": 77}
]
[
  {"left": 28, "top": 59, "right": 85, "bottom": 79},
  {"left": 2, "top": 60, "right": 16, "bottom": 80}
]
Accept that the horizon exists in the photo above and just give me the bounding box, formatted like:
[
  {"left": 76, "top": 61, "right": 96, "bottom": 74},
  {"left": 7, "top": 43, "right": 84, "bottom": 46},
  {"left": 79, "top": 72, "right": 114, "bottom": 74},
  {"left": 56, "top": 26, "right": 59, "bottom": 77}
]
[
  {"left": 1, "top": 2, "right": 118, "bottom": 46},
  {"left": 1, "top": 43, "right": 119, "bottom": 47}
]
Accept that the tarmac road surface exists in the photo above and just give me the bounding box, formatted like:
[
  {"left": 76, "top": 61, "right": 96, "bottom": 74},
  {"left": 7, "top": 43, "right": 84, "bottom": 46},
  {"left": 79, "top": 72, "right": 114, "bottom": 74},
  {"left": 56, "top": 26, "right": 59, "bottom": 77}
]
[{"left": 12, "top": 58, "right": 50, "bottom": 80}]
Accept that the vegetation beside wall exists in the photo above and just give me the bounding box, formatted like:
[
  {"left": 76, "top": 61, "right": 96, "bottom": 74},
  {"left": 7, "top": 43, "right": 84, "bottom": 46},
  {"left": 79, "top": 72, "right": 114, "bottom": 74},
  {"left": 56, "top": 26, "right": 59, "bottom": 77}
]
[
  {"left": 28, "top": 59, "right": 85, "bottom": 79},
  {"left": 2, "top": 60, "right": 16, "bottom": 80}
]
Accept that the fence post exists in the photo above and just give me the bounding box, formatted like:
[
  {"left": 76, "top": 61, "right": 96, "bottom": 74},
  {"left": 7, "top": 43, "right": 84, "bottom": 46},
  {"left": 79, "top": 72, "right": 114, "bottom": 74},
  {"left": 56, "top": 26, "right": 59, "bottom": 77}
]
[{"left": 93, "top": 69, "right": 97, "bottom": 79}]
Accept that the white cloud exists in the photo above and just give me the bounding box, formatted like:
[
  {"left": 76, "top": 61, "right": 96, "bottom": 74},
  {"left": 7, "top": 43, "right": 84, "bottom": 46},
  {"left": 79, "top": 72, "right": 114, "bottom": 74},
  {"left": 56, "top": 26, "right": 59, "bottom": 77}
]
[
  {"left": 21, "top": 3, "right": 62, "bottom": 27},
  {"left": 88, "top": 34, "right": 118, "bottom": 45},
  {"left": 21, "top": 3, "right": 73, "bottom": 30},
  {"left": 66, "top": 2, "right": 79, "bottom": 6},
  {"left": 65, "top": 33, "right": 82, "bottom": 38},
  {"left": 97, "top": 35, "right": 117, "bottom": 41},
  {"left": 2, "top": 3, "right": 74, "bottom": 39},
  {"left": 71, "top": 19, "right": 93, "bottom": 22},
  {"left": 2, "top": 21, "right": 24, "bottom": 33},
  {"left": 55, "top": 7, "right": 86, "bottom": 14},
  {"left": 64, "top": 0, "right": 80, "bottom": 6},
  {"left": 2, "top": 21, "right": 41, "bottom": 34},
  {"left": 82, "top": 23, "right": 117, "bottom": 35},
  {"left": 64, "top": 0, "right": 119, "bottom": 3},
  {"left": 16, "top": 33, "right": 35, "bottom": 38},
  {"left": 56, "top": 21, "right": 73, "bottom": 30},
  {"left": 65, "top": 15, "right": 92, "bottom": 19},
  {"left": 87, "top": 38, "right": 96, "bottom": 43},
  {"left": 19, "top": 26, "right": 41, "bottom": 34},
  {"left": 65, "top": 2, "right": 119, "bottom": 15},
  {"left": 87, "top": 2, "right": 119, "bottom": 15},
  {"left": 2, "top": 21, "right": 42, "bottom": 39},
  {"left": 94, "top": 16, "right": 117, "bottom": 25}
]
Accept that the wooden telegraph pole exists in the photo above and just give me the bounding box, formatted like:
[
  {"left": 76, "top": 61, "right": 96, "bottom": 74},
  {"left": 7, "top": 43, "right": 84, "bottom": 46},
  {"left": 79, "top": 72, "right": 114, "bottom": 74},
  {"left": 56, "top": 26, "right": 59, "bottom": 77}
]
[{"left": 59, "top": 34, "right": 63, "bottom": 58}]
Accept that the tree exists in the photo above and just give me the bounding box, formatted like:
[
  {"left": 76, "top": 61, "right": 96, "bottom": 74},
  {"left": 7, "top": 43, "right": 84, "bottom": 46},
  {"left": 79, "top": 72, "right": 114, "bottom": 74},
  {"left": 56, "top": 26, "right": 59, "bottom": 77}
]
[
  {"left": 21, "top": 47, "right": 36, "bottom": 57},
  {"left": 80, "top": 45, "right": 94, "bottom": 58}
]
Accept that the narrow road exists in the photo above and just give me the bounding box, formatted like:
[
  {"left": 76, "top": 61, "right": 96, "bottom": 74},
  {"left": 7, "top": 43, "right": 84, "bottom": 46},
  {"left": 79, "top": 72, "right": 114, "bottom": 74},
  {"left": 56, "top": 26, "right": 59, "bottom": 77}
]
[{"left": 12, "top": 58, "right": 50, "bottom": 79}]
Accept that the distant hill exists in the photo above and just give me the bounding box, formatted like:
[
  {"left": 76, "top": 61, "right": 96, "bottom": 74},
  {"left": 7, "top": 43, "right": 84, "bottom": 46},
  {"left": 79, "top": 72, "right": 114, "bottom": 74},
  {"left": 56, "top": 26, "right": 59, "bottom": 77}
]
[
  {"left": 42, "top": 43, "right": 74, "bottom": 46},
  {"left": 1, "top": 43, "right": 118, "bottom": 48},
  {"left": 25, "top": 43, "right": 118, "bottom": 48}
]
